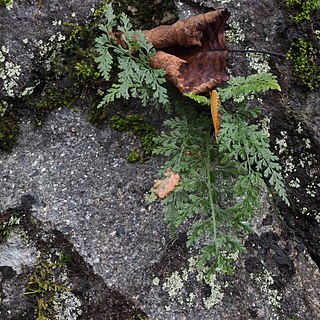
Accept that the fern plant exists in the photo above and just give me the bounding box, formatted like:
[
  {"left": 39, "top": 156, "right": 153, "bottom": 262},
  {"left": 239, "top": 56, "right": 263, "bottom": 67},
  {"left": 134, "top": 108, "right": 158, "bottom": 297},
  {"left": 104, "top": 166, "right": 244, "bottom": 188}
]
[
  {"left": 154, "top": 73, "right": 289, "bottom": 276},
  {"left": 95, "top": 9, "right": 288, "bottom": 277},
  {"left": 95, "top": 5, "right": 169, "bottom": 109}
]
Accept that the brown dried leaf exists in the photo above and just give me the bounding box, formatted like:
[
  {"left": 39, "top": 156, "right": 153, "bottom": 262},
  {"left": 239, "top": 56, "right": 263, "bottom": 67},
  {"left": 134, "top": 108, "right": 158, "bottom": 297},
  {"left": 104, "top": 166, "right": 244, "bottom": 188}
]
[
  {"left": 153, "top": 170, "right": 180, "bottom": 199},
  {"left": 145, "top": 9, "right": 230, "bottom": 94},
  {"left": 210, "top": 90, "right": 221, "bottom": 143}
]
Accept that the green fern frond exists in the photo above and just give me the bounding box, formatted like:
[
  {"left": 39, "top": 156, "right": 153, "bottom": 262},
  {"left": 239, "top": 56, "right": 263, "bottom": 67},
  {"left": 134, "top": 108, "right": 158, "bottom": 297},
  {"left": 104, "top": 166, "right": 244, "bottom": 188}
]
[
  {"left": 218, "top": 72, "right": 281, "bottom": 102},
  {"left": 154, "top": 73, "right": 289, "bottom": 277},
  {"left": 219, "top": 109, "right": 289, "bottom": 206},
  {"left": 184, "top": 93, "right": 210, "bottom": 106},
  {"left": 95, "top": 5, "right": 169, "bottom": 109}
]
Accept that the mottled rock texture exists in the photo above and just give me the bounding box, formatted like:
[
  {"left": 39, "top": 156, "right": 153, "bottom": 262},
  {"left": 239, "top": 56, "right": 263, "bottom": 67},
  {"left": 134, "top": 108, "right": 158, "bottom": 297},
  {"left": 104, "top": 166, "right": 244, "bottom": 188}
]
[
  {"left": 0, "top": 0, "right": 320, "bottom": 319},
  {"left": 0, "top": 0, "right": 103, "bottom": 99}
]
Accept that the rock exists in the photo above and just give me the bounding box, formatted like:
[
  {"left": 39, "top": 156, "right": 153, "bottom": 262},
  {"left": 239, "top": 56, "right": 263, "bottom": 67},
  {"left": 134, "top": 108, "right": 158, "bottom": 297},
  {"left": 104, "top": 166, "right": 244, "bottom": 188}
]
[
  {"left": 0, "top": 213, "right": 149, "bottom": 320},
  {"left": 0, "top": 105, "right": 319, "bottom": 319},
  {"left": 0, "top": 232, "right": 37, "bottom": 319},
  {"left": 0, "top": 0, "right": 104, "bottom": 99},
  {"left": 0, "top": 0, "right": 319, "bottom": 319}
]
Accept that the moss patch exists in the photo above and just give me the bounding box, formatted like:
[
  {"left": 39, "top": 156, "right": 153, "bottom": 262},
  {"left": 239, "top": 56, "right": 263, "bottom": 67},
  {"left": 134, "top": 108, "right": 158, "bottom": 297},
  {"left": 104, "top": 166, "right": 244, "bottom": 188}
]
[
  {"left": 0, "top": 113, "right": 19, "bottom": 151},
  {"left": 283, "top": 0, "right": 320, "bottom": 90},
  {"left": 0, "top": 0, "right": 12, "bottom": 7},
  {"left": 109, "top": 114, "right": 158, "bottom": 162},
  {"left": 115, "top": 0, "right": 177, "bottom": 29},
  {"left": 286, "top": 36, "right": 320, "bottom": 90},
  {"left": 27, "top": 84, "right": 75, "bottom": 118},
  {"left": 0, "top": 2, "right": 109, "bottom": 149},
  {"left": 25, "top": 258, "right": 70, "bottom": 320},
  {"left": 284, "top": 0, "right": 319, "bottom": 22},
  {"left": 0, "top": 210, "right": 22, "bottom": 242}
]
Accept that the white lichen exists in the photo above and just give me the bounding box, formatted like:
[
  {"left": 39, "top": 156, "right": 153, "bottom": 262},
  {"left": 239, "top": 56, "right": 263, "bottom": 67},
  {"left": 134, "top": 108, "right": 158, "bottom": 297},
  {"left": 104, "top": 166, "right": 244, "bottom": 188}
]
[
  {"left": 0, "top": 46, "right": 21, "bottom": 97},
  {"left": 52, "top": 291, "right": 82, "bottom": 320},
  {"left": 203, "top": 274, "right": 224, "bottom": 310},
  {"left": 152, "top": 276, "right": 160, "bottom": 286},
  {"left": 52, "top": 19, "right": 62, "bottom": 26},
  {"left": 259, "top": 116, "right": 271, "bottom": 138},
  {"left": 284, "top": 156, "right": 295, "bottom": 177},
  {"left": 306, "top": 183, "right": 317, "bottom": 197},
  {"left": 297, "top": 122, "right": 303, "bottom": 134},
  {"left": 0, "top": 51, "right": 5, "bottom": 63},
  {"left": 4, "top": 0, "right": 13, "bottom": 10},
  {"left": 21, "top": 85, "right": 37, "bottom": 97},
  {"left": 33, "top": 31, "right": 66, "bottom": 71},
  {"left": 275, "top": 131, "right": 288, "bottom": 155},
  {"left": 162, "top": 271, "right": 184, "bottom": 298},
  {"left": 226, "top": 20, "right": 245, "bottom": 44},
  {"left": 246, "top": 47, "right": 271, "bottom": 73},
  {"left": 303, "top": 138, "right": 311, "bottom": 149},
  {"left": 251, "top": 267, "right": 282, "bottom": 314},
  {"left": 233, "top": 95, "right": 245, "bottom": 103},
  {"left": 0, "top": 100, "right": 8, "bottom": 117},
  {"left": 289, "top": 177, "right": 300, "bottom": 188},
  {"left": 155, "top": 255, "right": 227, "bottom": 310},
  {"left": 186, "top": 292, "right": 196, "bottom": 307}
]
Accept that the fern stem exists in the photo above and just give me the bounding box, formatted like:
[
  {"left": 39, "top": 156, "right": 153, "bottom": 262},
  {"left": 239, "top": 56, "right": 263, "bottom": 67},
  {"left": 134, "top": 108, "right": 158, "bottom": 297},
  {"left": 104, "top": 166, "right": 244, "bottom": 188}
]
[
  {"left": 205, "top": 137, "right": 217, "bottom": 246},
  {"left": 168, "top": 135, "right": 188, "bottom": 236},
  {"left": 107, "top": 41, "right": 152, "bottom": 69}
]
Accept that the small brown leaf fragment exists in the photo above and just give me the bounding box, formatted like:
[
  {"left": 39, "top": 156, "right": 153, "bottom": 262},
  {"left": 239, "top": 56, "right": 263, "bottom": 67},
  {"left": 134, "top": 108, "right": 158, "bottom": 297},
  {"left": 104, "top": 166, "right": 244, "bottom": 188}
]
[
  {"left": 210, "top": 90, "right": 221, "bottom": 142},
  {"left": 153, "top": 170, "right": 180, "bottom": 199}
]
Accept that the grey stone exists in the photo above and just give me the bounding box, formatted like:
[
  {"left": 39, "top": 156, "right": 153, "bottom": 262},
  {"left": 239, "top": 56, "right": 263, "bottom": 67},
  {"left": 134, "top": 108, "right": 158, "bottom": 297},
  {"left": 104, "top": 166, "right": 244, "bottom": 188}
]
[
  {"left": 0, "top": 0, "right": 320, "bottom": 319},
  {"left": 0, "top": 231, "right": 37, "bottom": 274},
  {"left": 0, "top": 0, "right": 104, "bottom": 99},
  {"left": 0, "top": 106, "right": 319, "bottom": 319}
]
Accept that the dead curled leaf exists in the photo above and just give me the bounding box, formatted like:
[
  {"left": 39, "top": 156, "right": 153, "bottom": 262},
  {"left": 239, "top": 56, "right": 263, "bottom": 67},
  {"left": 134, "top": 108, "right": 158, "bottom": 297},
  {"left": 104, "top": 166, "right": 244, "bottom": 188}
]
[
  {"left": 111, "top": 10, "right": 230, "bottom": 94},
  {"left": 153, "top": 170, "right": 180, "bottom": 199},
  {"left": 144, "top": 9, "right": 230, "bottom": 94}
]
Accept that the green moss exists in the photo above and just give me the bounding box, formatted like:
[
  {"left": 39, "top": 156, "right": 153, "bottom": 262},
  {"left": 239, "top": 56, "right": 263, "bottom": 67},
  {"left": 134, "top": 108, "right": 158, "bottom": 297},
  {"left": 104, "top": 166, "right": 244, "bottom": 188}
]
[
  {"left": 127, "top": 150, "right": 141, "bottom": 163},
  {"left": 0, "top": 211, "right": 22, "bottom": 241},
  {"left": 74, "top": 61, "right": 100, "bottom": 84},
  {"left": 0, "top": 3, "right": 107, "bottom": 142},
  {"left": 115, "top": 0, "right": 177, "bottom": 29},
  {"left": 26, "top": 85, "right": 76, "bottom": 123},
  {"left": 59, "top": 251, "right": 73, "bottom": 267},
  {"left": 0, "top": 101, "right": 4, "bottom": 115},
  {"left": 26, "top": 1, "right": 111, "bottom": 117},
  {"left": 284, "top": 0, "right": 319, "bottom": 22},
  {"left": 25, "top": 258, "right": 69, "bottom": 320},
  {"left": 0, "top": 114, "right": 19, "bottom": 151},
  {"left": 64, "top": 0, "right": 113, "bottom": 52},
  {"left": 87, "top": 106, "right": 109, "bottom": 127},
  {"left": 109, "top": 114, "right": 157, "bottom": 161},
  {"left": 133, "top": 309, "right": 150, "bottom": 320},
  {"left": 72, "top": 49, "right": 101, "bottom": 88},
  {"left": 286, "top": 37, "right": 320, "bottom": 90},
  {"left": 284, "top": 0, "right": 320, "bottom": 90},
  {"left": 0, "top": 0, "right": 12, "bottom": 7}
]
